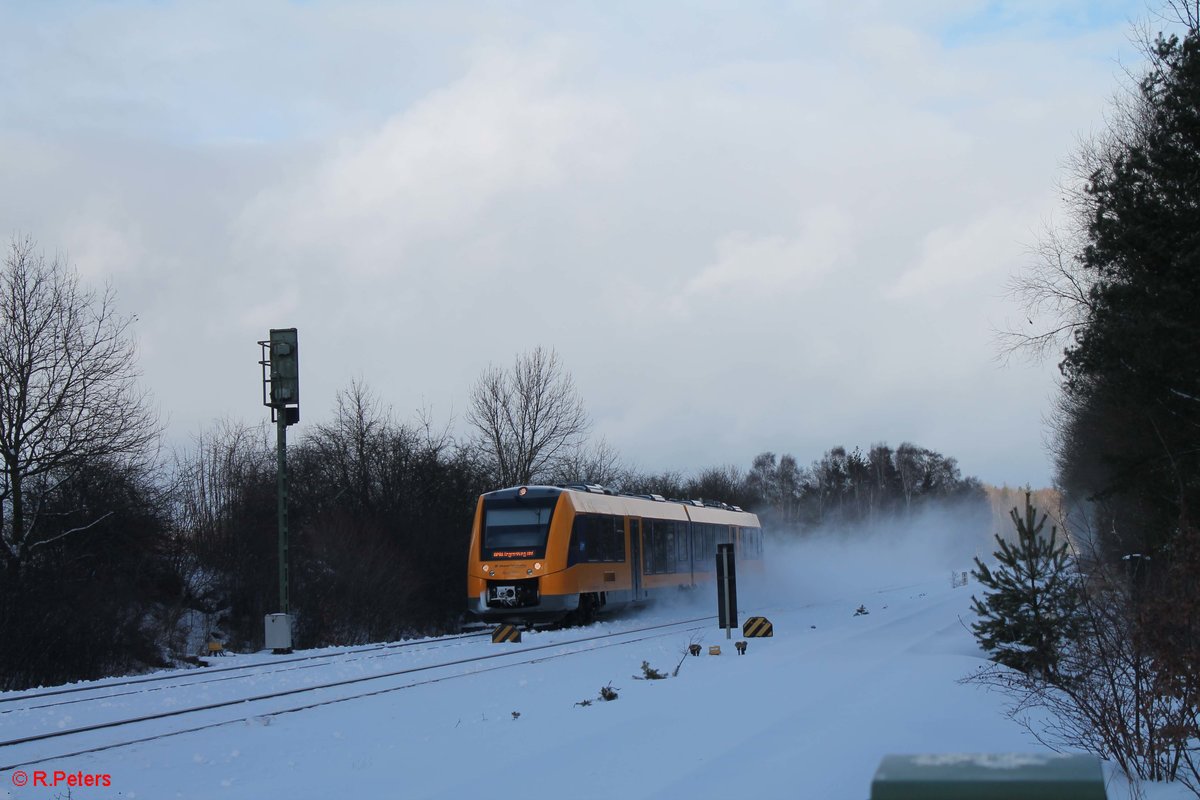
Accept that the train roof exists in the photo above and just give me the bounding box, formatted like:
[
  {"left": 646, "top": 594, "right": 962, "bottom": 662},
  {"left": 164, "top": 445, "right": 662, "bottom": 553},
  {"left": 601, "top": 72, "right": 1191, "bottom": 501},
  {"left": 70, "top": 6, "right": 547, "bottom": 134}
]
[{"left": 481, "top": 484, "right": 761, "bottom": 527}]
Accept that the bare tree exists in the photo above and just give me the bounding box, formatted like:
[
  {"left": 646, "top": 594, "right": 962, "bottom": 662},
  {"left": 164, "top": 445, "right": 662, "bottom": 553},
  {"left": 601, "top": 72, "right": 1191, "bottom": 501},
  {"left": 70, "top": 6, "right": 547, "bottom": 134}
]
[
  {"left": 0, "top": 237, "right": 159, "bottom": 576},
  {"left": 171, "top": 418, "right": 274, "bottom": 631},
  {"left": 310, "top": 380, "right": 392, "bottom": 513},
  {"left": 895, "top": 443, "right": 921, "bottom": 512},
  {"left": 997, "top": 225, "right": 1098, "bottom": 361},
  {"left": 467, "top": 346, "right": 590, "bottom": 486},
  {"left": 548, "top": 436, "right": 622, "bottom": 487},
  {"left": 745, "top": 452, "right": 805, "bottom": 525},
  {"left": 613, "top": 468, "right": 689, "bottom": 500},
  {"left": 997, "top": 0, "right": 1200, "bottom": 363}
]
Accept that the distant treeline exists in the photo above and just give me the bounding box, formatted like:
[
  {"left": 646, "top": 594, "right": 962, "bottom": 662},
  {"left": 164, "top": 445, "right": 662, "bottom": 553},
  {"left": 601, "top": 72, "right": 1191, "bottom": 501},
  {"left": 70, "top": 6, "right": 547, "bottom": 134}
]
[{"left": 621, "top": 444, "right": 987, "bottom": 531}]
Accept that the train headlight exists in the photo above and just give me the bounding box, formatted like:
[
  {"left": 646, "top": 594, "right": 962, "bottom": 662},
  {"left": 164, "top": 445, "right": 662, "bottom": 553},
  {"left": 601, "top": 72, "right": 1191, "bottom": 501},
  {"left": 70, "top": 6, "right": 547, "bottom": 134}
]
[
  {"left": 482, "top": 564, "right": 489, "bottom": 574},
  {"left": 534, "top": 562, "right": 542, "bottom": 570}
]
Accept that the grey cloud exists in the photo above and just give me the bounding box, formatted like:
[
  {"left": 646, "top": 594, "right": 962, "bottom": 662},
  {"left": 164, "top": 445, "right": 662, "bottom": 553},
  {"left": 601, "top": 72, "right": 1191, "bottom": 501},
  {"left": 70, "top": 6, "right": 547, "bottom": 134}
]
[{"left": 0, "top": 1, "right": 1147, "bottom": 487}]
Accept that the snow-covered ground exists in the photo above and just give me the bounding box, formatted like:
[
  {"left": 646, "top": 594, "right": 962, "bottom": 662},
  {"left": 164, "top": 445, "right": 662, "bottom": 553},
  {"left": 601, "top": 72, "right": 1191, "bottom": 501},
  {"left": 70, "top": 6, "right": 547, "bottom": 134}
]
[{"left": 1, "top": 533, "right": 1191, "bottom": 800}]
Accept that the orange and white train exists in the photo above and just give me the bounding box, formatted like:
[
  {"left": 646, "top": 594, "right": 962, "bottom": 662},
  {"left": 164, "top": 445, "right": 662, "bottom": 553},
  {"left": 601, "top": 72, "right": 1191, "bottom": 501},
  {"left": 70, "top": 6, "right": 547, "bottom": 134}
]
[{"left": 466, "top": 484, "right": 762, "bottom": 625}]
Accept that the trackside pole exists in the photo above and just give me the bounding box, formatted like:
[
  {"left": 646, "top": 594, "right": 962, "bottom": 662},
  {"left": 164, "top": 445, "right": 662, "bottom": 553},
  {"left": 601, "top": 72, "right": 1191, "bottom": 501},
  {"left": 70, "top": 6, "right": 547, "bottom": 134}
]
[
  {"left": 716, "top": 543, "right": 737, "bottom": 639},
  {"left": 276, "top": 410, "right": 289, "bottom": 617}
]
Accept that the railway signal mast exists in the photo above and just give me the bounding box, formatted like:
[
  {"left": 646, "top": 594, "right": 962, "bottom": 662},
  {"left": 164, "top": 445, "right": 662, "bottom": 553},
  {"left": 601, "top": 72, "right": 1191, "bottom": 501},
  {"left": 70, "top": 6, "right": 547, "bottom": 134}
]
[{"left": 260, "top": 328, "right": 300, "bottom": 654}]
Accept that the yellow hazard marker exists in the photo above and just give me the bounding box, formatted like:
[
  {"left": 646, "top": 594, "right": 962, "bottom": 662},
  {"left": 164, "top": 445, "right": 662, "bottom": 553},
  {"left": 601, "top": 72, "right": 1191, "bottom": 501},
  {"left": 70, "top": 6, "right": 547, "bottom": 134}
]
[
  {"left": 492, "top": 624, "right": 521, "bottom": 643},
  {"left": 743, "top": 617, "right": 773, "bottom": 637}
]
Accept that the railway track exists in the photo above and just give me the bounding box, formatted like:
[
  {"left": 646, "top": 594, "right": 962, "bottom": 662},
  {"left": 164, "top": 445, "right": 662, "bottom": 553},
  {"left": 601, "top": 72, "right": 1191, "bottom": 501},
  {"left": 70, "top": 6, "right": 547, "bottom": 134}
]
[
  {"left": 0, "top": 615, "right": 716, "bottom": 771},
  {"left": 0, "top": 630, "right": 491, "bottom": 714}
]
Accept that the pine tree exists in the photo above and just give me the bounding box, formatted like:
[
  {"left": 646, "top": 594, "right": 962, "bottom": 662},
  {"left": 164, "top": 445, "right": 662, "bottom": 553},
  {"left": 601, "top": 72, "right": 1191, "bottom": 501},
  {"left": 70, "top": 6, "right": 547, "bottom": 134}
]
[
  {"left": 1056, "top": 20, "right": 1200, "bottom": 560},
  {"left": 970, "top": 492, "right": 1081, "bottom": 679}
]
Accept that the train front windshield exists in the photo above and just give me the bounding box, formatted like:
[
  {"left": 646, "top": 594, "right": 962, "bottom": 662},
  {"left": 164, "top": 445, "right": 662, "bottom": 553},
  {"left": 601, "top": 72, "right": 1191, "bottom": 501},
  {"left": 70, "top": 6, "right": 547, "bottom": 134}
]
[{"left": 481, "top": 499, "right": 556, "bottom": 559}]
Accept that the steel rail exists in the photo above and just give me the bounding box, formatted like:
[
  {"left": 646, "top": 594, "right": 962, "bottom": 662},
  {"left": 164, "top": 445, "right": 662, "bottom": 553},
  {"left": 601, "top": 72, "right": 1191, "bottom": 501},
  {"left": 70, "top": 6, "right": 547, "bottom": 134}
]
[
  {"left": 0, "top": 615, "right": 714, "bottom": 771},
  {"left": 0, "top": 631, "right": 490, "bottom": 708}
]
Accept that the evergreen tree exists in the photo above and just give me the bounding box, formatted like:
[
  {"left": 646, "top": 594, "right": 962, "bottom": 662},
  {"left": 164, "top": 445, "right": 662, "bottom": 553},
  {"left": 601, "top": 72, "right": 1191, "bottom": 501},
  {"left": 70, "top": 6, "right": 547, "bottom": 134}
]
[
  {"left": 1057, "top": 18, "right": 1200, "bottom": 558},
  {"left": 970, "top": 493, "right": 1081, "bottom": 679}
]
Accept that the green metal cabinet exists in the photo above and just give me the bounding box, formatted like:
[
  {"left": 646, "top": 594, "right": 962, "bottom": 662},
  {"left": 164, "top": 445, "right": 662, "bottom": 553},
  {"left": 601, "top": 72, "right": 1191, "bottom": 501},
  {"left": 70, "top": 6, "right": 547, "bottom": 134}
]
[{"left": 871, "top": 753, "right": 1106, "bottom": 800}]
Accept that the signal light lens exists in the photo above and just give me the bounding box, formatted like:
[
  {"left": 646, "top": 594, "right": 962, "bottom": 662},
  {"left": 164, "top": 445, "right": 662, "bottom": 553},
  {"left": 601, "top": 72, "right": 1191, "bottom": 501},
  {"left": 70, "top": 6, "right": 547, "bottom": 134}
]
[{"left": 518, "top": 486, "right": 528, "bottom": 496}]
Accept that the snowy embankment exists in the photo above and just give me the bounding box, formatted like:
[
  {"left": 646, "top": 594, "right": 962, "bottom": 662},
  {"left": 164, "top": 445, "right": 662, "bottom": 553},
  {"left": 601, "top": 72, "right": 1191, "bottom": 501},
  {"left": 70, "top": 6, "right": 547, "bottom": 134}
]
[{"left": 1, "top": 537, "right": 1190, "bottom": 800}]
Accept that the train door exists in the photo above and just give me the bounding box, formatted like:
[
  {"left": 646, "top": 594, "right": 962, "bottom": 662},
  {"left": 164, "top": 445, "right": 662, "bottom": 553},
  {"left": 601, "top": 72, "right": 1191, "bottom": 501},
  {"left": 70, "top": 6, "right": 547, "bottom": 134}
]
[{"left": 629, "top": 518, "right": 644, "bottom": 602}]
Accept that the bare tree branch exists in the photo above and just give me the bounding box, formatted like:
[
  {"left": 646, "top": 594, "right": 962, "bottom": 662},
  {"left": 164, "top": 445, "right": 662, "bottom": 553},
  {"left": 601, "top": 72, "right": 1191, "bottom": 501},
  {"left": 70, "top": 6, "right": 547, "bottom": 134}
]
[
  {"left": 27, "top": 510, "right": 115, "bottom": 551},
  {"left": 0, "top": 236, "right": 160, "bottom": 574},
  {"left": 466, "top": 346, "right": 591, "bottom": 486}
]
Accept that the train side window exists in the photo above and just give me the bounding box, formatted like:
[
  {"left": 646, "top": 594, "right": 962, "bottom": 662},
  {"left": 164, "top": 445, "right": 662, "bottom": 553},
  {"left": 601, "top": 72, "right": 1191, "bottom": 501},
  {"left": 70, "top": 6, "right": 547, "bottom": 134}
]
[
  {"left": 641, "top": 519, "right": 656, "bottom": 574},
  {"left": 644, "top": 519, "right": 674, "bottom": 575},
  {"left": 589, "top": 516, "right": 600, "bottom": 561},
  {"left": 603, "top": 516, "right": 624, "bottom": 562},
  {"left": 675, "top": 522, "right": 689, "bottom": 564},
  {"left": 675, "top": 522, "right": 686, "bottom": 571},
  {"left": 667, "top": 522, "right": 676, "bottom": 573},
  {"left": 692, "top": 523, "right": 714, "bottom": 562},
  {"left": 646, "top": 520, "right": 658, "bottom": 574},
  {"left": 593, "top": 516, "right": 604, "bottom": 561},
  {"left": 568, "top": 514, "right": 626, "bottom": 564},
  {"left": 567, "top": 515, "right": 589, "bottom": 566},
  {"left": 642, "top": 520, "right": 655, "bottom": 574},
  {"left": 592, "top": 517, "right": 604, "bottom": 562}
]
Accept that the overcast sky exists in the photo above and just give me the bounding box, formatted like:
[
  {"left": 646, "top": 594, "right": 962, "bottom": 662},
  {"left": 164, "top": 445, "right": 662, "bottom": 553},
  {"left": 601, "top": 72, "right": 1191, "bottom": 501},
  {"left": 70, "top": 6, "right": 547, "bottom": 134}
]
[{"left": 0, "top": 1, "right": 1157, "bottom": 488}]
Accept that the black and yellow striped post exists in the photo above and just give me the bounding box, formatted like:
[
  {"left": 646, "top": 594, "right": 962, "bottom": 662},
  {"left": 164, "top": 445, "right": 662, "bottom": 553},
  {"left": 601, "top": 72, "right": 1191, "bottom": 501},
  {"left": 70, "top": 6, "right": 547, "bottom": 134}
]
[
  {"left": 743, "top": 617, "right": 773, "bottom": 637},
  {"left": 492, "top": 624, "right": 521, "bottom": 643}
]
